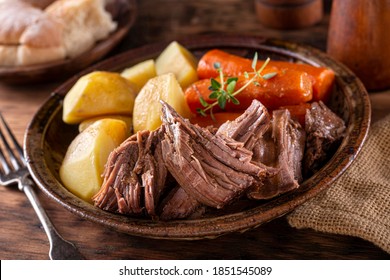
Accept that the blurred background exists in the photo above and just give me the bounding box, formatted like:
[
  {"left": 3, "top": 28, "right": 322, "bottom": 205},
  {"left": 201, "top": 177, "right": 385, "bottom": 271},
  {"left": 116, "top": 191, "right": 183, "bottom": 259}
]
[{"left": 122, "top": 0, "right": 333, "bottom": 51}]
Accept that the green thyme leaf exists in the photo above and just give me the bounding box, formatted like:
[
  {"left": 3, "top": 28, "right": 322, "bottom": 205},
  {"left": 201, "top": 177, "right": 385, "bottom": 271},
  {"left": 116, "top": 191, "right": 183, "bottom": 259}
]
[
  {"left": 227, "top": 77, "right": 238, "bottom": 83},
  {"left": 244, "top": 72, "right": 249, "bottom": 79},
  {"left": 226, "top": 80, "right": 237, "bottom": 94},
  {"left": 199, "top": 97, "right": 209, "bottom": 107},
  {"left": 210, "top": 78, "right": 221, "bottom": 90},
  {"left": 262, "top": 72, "right": 277, "bottom": 80},
  {"left": 213, "top": 62, "right": 221, "bottom": 69},
  {"left": 218, "top": 95, "right": 227, "bottom": 109},
  {"left": 230, "top": 95, "right": 240, "bottom": 105},
  {"left": 251, "top": 52, "right": 258, "bottom": 70},
  {"left": 209, "top": 91, "right": 219, "bottom": 99}
]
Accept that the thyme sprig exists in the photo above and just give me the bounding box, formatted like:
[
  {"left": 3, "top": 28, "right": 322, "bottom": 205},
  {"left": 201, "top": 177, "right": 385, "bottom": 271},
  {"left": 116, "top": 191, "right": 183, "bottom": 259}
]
[{"left": 196, "top": 53, "right": 277, "bottom": 119}]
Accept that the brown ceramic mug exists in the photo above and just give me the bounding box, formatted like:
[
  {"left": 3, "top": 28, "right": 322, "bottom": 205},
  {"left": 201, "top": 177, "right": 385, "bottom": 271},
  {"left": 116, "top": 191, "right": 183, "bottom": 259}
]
[{"left": 327, "top": 0, "right": 390, "bottom": 91}]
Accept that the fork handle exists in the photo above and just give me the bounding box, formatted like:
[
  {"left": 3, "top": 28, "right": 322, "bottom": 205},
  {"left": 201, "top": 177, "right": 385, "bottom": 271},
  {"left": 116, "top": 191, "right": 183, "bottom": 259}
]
[{"left": 20, "top": 177, "right": 84, "bottom": 260}]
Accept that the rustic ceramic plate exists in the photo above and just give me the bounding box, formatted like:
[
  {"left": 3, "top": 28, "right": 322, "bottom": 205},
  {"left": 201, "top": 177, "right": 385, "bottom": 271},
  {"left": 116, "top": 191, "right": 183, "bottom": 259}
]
[
  {"left": 0, "top": 0, "right": 137, "bottom": 84},
  {"left": 24, "top": 35, "right": 371, "bottom": 240}
]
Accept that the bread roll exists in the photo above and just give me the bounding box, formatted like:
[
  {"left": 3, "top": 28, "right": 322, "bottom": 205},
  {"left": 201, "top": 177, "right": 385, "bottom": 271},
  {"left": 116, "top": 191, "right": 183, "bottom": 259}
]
[
  {"left": 0, "top": 0, "right": 66, "bottom": 66},
  {"left": 18, "top": 20, "right": 67, "bottom": 67},
  {"left": 46, "top": 0, "right": 117, "bottom": 58},
  {"left": 0, "top": 46, "right": 18, "bottom": 66},
  {"left": 0, "top": 0, "right": 43, "bottom": 45}
]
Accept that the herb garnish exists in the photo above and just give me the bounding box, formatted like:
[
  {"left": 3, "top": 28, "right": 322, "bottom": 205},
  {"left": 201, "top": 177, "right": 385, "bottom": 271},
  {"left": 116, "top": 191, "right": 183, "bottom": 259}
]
[{"left": 196, "top": 53, "right": 277, "bottom": 119}]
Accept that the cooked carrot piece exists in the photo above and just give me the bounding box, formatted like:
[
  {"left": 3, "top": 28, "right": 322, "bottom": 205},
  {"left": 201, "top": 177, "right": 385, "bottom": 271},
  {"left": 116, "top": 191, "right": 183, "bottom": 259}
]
[
  {"left": 185, "top": 69, "right": 313, "bottom": 114},
  {"left": 269, "top": 61, "right": 335, "bottom": 103},
  {"left": 197, "top": 49, "right": 335, "bottom": 103},
  {"left": 197, "top": 49, "right": 250, "bottom": 79}
]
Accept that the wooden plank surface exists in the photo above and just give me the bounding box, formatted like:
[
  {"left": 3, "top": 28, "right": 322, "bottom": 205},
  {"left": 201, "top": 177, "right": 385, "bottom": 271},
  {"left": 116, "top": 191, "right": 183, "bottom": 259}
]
[{"left": 0, "top": 0, "right": 389, "bottom": 260}]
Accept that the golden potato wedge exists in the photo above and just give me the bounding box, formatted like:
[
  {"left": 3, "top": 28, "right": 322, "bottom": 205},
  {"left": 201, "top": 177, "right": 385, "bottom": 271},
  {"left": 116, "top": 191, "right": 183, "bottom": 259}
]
[
  {"left": 121, "top": 59, "right": 157, "bottom": 93},
  {"left": 62, "top": 71, "right": 137, "bottom": 124},
  {"left": 155, "top": 41, "right": 198, "bottom": 89},
  {"left": 59, "top": 119, "right": 127, "bottom": 202},
  {"left": 133, "top": 73, "right": 192, "bottom": 132},
  {"left": 79, "top": 114, "right": 133, "bottom": 136}
]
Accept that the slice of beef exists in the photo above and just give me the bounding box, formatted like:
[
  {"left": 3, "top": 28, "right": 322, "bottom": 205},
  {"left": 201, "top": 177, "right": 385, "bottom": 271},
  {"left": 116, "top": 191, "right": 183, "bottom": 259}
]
[
  {"left": 141, "top": 129, "right": 168, "bottom": 217},
  {"left": 93, "top": 133, "right": 142, "bottom": 214},
  {"left": 248, "top": 109, "right": 306, "bottom": 200},
  {"left": 303, "top": 101, "right": 346, "bottom": 176},
  {"left": 159, "top": 186, "right": 201, "bottom": 220},
  {"left": 217, "top": 99, "right": 271, "bottom": 150},
  {"left": 160, "top": 101, "right": 272, "bottom": 209},
  {"left": 93, "top": 128, "right": 167, "bottom": 218}
]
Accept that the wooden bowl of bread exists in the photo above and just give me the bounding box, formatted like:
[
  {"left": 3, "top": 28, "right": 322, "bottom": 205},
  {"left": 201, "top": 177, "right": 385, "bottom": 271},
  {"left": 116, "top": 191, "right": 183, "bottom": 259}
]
[{"left": 0, "top": 0, "right": 136, "bottom": 84}]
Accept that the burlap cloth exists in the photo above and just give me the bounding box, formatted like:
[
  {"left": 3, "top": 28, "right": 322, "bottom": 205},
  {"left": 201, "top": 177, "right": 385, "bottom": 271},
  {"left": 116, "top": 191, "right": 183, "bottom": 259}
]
[{"left": 287, "top": 114, "right": 390, "bottom": 254}]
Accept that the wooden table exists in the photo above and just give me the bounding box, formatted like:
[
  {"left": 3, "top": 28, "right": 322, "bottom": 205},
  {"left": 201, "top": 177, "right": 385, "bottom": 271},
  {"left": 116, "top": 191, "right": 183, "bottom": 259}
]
[{"left": 1, "top": 0, "right": 389, "bottom": 260}]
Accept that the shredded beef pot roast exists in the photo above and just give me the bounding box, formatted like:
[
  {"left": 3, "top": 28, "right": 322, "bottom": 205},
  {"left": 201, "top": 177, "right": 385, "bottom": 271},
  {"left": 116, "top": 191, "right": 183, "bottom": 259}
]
[
  {"left": 159, "top": 100, "right": 276, "bottom": 219},
  {"left": 248, "top": 109, "right": 306, "bottom": 200},
  {"left": 93, "top": 128, "right": 168, "bottom": 218},
  {"left": 93, "top": 99, "right": 345, "bottom": 220},
  {"left": 303, "top": 101, "right": 346, "bottom": 176}
]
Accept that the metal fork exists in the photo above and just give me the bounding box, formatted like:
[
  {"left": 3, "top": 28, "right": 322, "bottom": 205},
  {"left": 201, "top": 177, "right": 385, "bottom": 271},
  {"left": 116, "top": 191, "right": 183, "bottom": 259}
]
[{"left": 0, "top": 113, "right": 84, "bottom": 260}]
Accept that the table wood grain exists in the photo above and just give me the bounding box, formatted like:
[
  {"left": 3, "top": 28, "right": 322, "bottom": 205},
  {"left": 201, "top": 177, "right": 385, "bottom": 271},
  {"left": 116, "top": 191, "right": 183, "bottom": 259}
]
[{"left": 1, "top": 0, "right": 389, "bottom": 260}]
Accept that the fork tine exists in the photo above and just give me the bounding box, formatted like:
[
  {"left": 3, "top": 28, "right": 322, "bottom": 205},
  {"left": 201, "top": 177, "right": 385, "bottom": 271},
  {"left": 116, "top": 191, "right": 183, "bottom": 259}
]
[
  {"left": 0, "top": 113, "right": 25, "bottom": 170},
  {"left": 0, "top": 146, "right": 11, "bottom": 175}
]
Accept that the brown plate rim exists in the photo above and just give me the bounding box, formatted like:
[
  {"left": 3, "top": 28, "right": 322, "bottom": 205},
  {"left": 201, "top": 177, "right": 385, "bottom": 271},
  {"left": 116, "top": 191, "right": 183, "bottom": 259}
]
[{"left": 24, "top": 35, "right": 371, "bottom": 240}]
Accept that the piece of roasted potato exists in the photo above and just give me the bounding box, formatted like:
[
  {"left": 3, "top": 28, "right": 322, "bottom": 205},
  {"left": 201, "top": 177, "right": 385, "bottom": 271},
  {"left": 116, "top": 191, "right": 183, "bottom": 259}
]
[
  {"left": 155, "top": 41, "right": 198, "bottom": 89},
  {"left": 62, "top": 71, "right": 137, "bottom": 124},
  {"left": 133, "top": 73, "right": 192, "bottom": 132},
  {"left": 121, "top": 59, "right": 157, "bottom": 93},
  {"left": 78, "top": 114, "right": 133, "bottom": 136},
  {"left": 59, "top": 118, "right": 127, "bottom": 202}
]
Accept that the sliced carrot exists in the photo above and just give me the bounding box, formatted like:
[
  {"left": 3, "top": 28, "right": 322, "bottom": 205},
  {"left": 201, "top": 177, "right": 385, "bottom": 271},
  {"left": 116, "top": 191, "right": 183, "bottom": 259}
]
[
  {"left": 185, "top": 69, "right": 313, "bottom": 114},
  {"left": 197, "top": 49, "right": 335, "bottom": 103},
  {"left": 190, "top": 111, "right": 244, "bottom": 128}
]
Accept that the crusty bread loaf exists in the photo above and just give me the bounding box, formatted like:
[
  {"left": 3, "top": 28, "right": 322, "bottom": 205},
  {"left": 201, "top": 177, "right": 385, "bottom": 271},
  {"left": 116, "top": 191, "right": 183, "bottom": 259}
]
[
  {"left": 0, "top": 0, "right": 117, "bottom": 67},
  {"left": 46, "top": 0, "right": 117, "bottom": 58}
]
